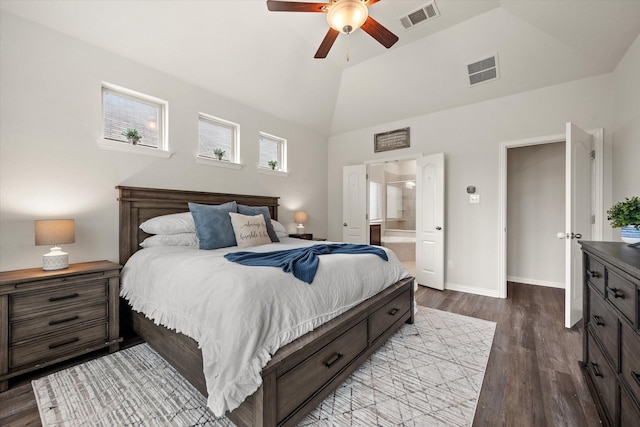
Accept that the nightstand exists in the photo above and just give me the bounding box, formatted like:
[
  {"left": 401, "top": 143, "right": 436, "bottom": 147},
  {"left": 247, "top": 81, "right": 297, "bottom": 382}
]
[
  {"left": 289, "top": 233, "right": 313, "bottom": 240},
  {"left": 0, "top": 260, "right": 122, "bottom": 392}
]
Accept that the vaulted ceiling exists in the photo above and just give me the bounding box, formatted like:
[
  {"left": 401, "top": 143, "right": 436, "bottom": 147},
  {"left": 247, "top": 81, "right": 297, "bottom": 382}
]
[{"left": 1, "top": 0, "right": 639, "bottom": 136}]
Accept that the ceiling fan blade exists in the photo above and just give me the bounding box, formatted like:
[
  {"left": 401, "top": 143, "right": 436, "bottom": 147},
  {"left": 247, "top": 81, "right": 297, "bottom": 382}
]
[
  {"left": 266, "top": 1, "right": 331, "bottom": 12},
  {"left": 361, "top": 16, "right": 399, "bottom": 49},
  {"left": 365, "top": 0, "right": 382, "bottom": 6},
  {"left": 315, "top": 28, "right": 340, "bottom": 58}
]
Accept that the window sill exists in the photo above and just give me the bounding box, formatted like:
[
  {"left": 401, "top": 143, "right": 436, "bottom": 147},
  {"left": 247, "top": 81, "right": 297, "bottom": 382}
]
[
  {"left": 97, "top": 139, "right": 173, "bottom": 158},
  {"left": 196, "top": 156, "right": 243, "bottom": 170},
  {"left": 258, "top": 168, "right": 289, "bottom": 177}
]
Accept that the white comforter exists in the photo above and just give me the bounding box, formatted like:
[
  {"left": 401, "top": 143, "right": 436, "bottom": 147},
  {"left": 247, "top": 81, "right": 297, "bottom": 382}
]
[{"left": 120, "top": 238, "right": 410, "bottom": 416}]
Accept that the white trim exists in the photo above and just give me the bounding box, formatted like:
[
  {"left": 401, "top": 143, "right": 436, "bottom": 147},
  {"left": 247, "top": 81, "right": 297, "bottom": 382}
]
[
  {"left": 507, "top": 276, "right": 565, "bottom": 289},
  {"left": 441, "top": 282, "right": 500, "bottom": 298},
  {"left": 198, "top": 113, "right": 240, "bottom": 164},
  {"left": 97, "top": 138, "right": 173, "bottom": 158},
  {"left": 365, "top": 152, "right": 422, "bottom": 164},
  {"left": 196, "top": 156, "right": 242, "bottom": 170},
  {"left": 258, "top": 167, "right": 289, "bottom": 177},
  {"left": 591, "top": 128, "right": 604, "bottom": 241}
]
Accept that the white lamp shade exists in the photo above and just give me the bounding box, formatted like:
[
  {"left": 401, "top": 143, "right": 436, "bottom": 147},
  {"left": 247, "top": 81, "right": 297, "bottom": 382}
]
[
  {"left": 294, "top": 211, "right": 308, "bottom": 224},
  {"left": 35, "top": 219, "right": 75, "bottom": 245},
  {"left": 327, "top": 0, "right": 368, "bottom": 34}
]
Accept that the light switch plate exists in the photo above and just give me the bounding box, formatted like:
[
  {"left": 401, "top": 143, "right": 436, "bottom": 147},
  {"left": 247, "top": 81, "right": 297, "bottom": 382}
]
[{"left": 470, "top": 194, "right": 480, "bottom": 204}]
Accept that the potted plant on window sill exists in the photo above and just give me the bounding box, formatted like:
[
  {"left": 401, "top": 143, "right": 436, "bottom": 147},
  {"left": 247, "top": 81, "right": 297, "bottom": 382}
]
[
  {"left": 268, "top": 160, "right": 278, "bottom": 170},
  {"left": 122, "top": 128, "right": 141, "bottom": 145},
  {"left": 213, "top": 148, "right": 225, "bottom": 161},
  {"left": 607, "top": 196, "right": 640, "bottom": 246}
]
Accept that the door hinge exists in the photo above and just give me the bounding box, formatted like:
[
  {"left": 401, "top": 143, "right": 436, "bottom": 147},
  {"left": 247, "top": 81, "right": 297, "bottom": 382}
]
[
  {"left": 591, "top": 214, "right": 596, "bottom": 225},
  {"left": 366, "top": 173, "right": 369, "bottom": 180},
  {"left": 590, "top": 150, "right": 596, "bottom": 160}
]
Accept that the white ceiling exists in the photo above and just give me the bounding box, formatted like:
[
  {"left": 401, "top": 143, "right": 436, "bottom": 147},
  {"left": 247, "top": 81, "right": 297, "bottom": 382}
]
[{"left": 1, "top": 0, "right": 639, "bottom": 136}]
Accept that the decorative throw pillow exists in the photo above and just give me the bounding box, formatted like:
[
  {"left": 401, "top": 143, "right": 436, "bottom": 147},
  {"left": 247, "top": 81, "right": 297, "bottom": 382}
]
[
  {"left": 189, "top": 201, "right": 238, "bottom": 250},
  {"left": 271, "top": 219, "right": 288, "bottom": 238},
  {"left": 229, "top": 212, "right": 272, "bottom": 248},
  {"left": 139, "top": 233, "right": 199, "bottom": 248},
  {"left": 237, "top": 205, "right": 280, "bottom": 242},
  {"left": 140, "top": 212, "right": 195, "bottom": 235}
]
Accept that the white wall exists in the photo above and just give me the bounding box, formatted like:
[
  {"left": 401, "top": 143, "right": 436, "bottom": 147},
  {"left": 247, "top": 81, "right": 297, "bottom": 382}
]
[
  {"left": 328, "top": 74, "right": 614, "bottom": 297},
  {"left": 507, "top": 142, "right": 565, "bottom": 288},
  {"left": 0, "top": 12, "right": 328, "bottom": 271},
  {"left": 612, "top": 34, "right": 640, "bottom": 225}
]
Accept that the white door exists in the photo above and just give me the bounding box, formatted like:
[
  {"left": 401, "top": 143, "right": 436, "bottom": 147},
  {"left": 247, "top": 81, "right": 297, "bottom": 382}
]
[
  {"left": 342, "top": 164, "right": 367, "bottom": 244},
  {"left": 564, "top": 123, "right": 593, "bottom": 328},
  {"left": 416, "top": 153, "right": 445, "bottom": 290}
]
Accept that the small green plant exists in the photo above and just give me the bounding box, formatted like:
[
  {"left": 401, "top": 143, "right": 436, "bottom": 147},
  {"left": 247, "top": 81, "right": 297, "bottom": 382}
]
[
  {"left": 267, "top": 160, "right": 278, "bottom": 170},
  {"left": 213, "top": 148, "right": 225, "bottom": 160},
  {"left": 122, "top": 128, "right": 141, "bottom": 143},
  {"left": 607, "top": 196, "right": 640, "bottom": 229}
]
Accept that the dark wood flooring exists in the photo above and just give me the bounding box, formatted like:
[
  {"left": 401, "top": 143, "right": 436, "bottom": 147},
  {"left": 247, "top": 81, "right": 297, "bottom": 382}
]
[{"left": 1, "top": 282, "right": 601, "bottom": 426}]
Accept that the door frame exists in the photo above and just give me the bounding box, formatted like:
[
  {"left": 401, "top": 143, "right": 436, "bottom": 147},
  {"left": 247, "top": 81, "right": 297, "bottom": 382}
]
[{"left": 497, "top": 128, "right": 603, "bottom": 299}]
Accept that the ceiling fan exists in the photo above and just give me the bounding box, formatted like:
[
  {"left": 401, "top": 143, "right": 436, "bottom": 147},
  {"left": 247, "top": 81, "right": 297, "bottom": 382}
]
[{"left": 266, "top": 0, "right": 399, "bottom": 59}]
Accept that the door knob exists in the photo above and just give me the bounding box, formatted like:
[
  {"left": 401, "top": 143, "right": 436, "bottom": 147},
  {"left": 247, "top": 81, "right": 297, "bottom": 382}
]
[
  {"left": 435, "top": 226, "right": 442, "bottom": 230},
  {"left": 343, "top": 223, "right": 347, "bottom": 227}
]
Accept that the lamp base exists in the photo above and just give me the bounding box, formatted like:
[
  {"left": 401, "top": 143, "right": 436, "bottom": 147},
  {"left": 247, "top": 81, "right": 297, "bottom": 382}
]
[
  {"left": 43, "top": 247, "right": 69, "bottom": 271},
  {"left": 297, "top": 224, "right": 305, "bottom": 234}
]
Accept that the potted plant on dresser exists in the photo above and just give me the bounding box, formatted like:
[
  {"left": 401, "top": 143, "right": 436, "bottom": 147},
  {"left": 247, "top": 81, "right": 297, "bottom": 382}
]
[{"left": 607, "top": 196, "right": 640, "bottom": 246}]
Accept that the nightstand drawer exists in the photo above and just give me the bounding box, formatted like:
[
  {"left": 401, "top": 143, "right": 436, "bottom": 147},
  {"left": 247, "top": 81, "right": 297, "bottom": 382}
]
[
  {"left": 606, "top": 270, "right": 635, "bottom": 323},
  {"left": 9, "top": 322, "right": 108, "bottom": 369},
  {"left": 9, "top": 281, "right": 107, "bottom": 319},
  {"left": 10, "top": 302, "right": 108, "bottom": 344}
]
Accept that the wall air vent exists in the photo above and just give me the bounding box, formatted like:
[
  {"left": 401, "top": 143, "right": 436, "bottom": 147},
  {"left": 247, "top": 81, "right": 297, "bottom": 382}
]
[
  {"left": 466, "top": 53, "right": 499, "bottom": 86},
  {"left": 399, "top": 1, "right": 440, "bottom": 30}
]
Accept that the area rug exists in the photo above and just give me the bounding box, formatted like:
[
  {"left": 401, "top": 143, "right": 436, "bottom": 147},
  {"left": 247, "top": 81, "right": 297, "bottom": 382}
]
[{"left": 33, "top": 307, "right": 496, "bottom": 426}]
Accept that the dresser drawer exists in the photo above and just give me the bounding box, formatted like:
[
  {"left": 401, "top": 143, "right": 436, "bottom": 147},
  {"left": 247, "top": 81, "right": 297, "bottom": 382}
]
[
  {"left": 588, "top": 287, "right": 618, "bottom": 367},
  {"left": 621, "top": 320, "right": 640, "bottom": 404},
  {"left": 587, "top": 332, "right": 617, "bottom": 425},
  {"left": 370, "top": 288, "right": 411, "bottom": 343},
  {"left": 9, "top": 281, "right": 107, "bottom": 319},
  {"left": 586, "top": 256, "right": 606, "bottom": 295},
  {"left": 10, "top": 302, "right": 108, "bottom": 344},
  {"left": 276, "top": 319, "right": 367, "bottom": 421},
  {"left": 9, "top": 322, "right": 108, "bottom": 369},
  {"left": 606, "top": 271, "right": 636, "bottom": 323},
  {"left": 621, "top": 384, "right": 640, "bottom": 427}
]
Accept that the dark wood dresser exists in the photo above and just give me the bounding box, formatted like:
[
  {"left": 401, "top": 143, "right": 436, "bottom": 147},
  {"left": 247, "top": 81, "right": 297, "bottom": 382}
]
[
  {"left": 580, "top": 241, "right": 640, "bottom": 426},
  {"left": 0, "top": 260, "right": 122, "bottom": 391}
]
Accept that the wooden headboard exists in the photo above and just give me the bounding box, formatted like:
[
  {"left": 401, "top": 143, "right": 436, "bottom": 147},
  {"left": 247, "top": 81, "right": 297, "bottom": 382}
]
[{"left": 117, "top": 186, "right": 279, "bottom": 266}]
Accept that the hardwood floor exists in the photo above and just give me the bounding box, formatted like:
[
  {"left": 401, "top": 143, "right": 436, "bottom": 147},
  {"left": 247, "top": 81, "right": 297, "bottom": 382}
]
[{"left": 1, "top": 282, "right": 601, "bottom": 426}]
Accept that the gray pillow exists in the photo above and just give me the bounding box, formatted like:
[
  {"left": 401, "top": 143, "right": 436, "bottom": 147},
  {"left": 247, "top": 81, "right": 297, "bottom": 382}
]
[
  {"left": 189, "top": 201, "right": 238, "bottom": 250},
  {"left": 237, "top": 204, "right": 280, "bottom": 242}
]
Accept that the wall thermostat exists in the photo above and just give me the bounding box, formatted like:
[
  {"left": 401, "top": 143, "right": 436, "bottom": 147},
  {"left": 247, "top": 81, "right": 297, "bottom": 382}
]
[{"left": 466, "top": 186, "right": 476, "bottom": 194}]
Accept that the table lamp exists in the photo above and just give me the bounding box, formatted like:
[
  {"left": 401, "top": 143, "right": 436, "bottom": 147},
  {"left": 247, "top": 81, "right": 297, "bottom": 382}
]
[
  {"left": 35, "top": 219, "right": 75, "bottom": 270},
  {"left": 294, "top": 211, "right": 308, "bottom": 234}
]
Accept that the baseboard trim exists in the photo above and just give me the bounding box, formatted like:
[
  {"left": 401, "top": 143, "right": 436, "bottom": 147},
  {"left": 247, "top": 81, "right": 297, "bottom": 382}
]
[
  {"left": 444, "top": 282, "right": 501, "bottom": 298},
  {"left": 507, "top": 276, "right": 565, "bottom": 289}
]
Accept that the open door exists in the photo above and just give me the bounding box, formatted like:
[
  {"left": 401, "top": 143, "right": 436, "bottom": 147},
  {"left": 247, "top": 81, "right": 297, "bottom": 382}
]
[
  {"left": 564, "top": 123, "right": 593, "bottom": 328},
  {"left": 416, "top": 153, "right": 445, "bottom": 290},
  {"left": 342, "top": 164, "right": 367, "bottom": 244}
]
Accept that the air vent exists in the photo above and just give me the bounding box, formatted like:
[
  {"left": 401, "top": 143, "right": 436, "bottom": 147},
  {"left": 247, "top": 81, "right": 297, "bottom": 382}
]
[
  {"left": 399, "top": 1, "right": 440, "bottom": 30},
  {"left": 466, "top": 54, "right": 499, "bottom": 86}
]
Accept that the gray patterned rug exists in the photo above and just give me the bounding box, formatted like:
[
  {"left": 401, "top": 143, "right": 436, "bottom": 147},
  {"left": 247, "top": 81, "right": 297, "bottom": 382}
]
[{"left": 33, "top": 307, "right": 496, "bottom": 426}]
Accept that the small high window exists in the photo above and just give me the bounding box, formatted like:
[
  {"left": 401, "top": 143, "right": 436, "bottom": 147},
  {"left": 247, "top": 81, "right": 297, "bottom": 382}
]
[
  {"left": 198, "top": 113, "right": 239, "bottom": 164},
  {"left": 259, "top": 132, "right": 287, "bottom": 172},
  {"left": 101, "top": 83, "right": 167, "bottom": 152},
  {"left": 369, "top": 181, "right": 383, "bottom": 221}
]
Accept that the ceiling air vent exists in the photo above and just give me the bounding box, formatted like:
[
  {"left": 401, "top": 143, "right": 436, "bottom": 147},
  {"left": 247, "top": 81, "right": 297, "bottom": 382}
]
[
  {"left": 467, "top": 54, "right": 499, "bottom": 86},
  {"left": 399, "top": 1, "right": 440, "bottom": 30}
]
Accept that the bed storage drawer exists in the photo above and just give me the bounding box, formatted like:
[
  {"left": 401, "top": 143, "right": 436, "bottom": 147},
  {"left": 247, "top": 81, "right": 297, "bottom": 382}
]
[
  {"left": 276, "top": 319, "right": 368, "bottom": 421},
  {"left": 587, "top": 332, "right": 617, "bottom": 425},
  {"left": 588, "top": 287, "right": 618, "bottom": 367},
  {"left": 370, "top": 288, "right": 411, "bottom": 343},
  {"left": 621, "top": 320, "right": 640, "bottom": 404},
  {"left": 586, "top": 257, "right": 606, "bottom": 295},
  {"left": 9, "top": 281, "right": 107, "bottom": 318}
]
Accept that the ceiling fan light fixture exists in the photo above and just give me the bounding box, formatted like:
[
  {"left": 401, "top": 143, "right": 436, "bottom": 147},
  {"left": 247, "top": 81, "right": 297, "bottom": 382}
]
[{"left": 327, "top": 0, "right": 369, "bottom": 34}]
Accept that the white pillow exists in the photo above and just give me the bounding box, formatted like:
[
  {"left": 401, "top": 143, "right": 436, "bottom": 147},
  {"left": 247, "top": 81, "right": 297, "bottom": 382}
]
[
  {"left": 140, "top": 212, "right": 195, "bottom": 235},
  {"left": 271, "top": 219, "right": 288, "bottom": 238},
  {"left": 140, "top": 233, "right": 199, "bottom": 248},
  {"left": 229, "top": 212, "right": 272, "bottom": 248}
]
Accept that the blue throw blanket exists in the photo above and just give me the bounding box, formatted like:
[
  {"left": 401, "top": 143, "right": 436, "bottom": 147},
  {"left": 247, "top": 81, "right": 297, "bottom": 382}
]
[{"left": 224, "top": 244, "right": 388, "bottom": 284}]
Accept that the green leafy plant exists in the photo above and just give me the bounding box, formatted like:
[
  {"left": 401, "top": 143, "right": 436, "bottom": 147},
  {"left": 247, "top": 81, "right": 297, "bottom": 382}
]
[
  {"left": 122, "top": 128, "right": 141, "bottom": 142},
  {"left": 607, "top": 196, "right": 640, "bottom": 229},
  {"left": 213, "top": 148, "right": 225, "bottom": 160},
  {"left": 267, "top": 160, "right": 278, "bottom": 170}
]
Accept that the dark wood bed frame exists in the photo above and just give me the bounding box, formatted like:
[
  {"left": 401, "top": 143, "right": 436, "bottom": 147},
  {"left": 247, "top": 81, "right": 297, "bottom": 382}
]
[{"left": 117, "top": 185, "right": 414, "bottom": 427}]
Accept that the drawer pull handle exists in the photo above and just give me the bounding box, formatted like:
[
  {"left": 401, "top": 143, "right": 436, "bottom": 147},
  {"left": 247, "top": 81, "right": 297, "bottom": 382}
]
[
  {"left": 48, "top": 293, "right": 79, "bottom": 302},
  {"left": 324, "top": 352, "right": 344, "bottom": 369},
  {"left": 608, "top": 288, "right": 625, "bottom": 299},
  {"left": 632, "top": 371, "right": 640, "bottom": 388},
  {"left": 389, "top": 308, "right": 399, "bottom": 316},
  {"left": 591, "top": 362, "right": 603, "bottom": 378},
  {"left": 48, "top": 315, "right": 79, "bottom": 326},
  {"left": 588, "top": 270, "right": 601, "bottom": 278},
  {"left": 48, "top": 337, "right": 79, "bottom": 349},
  {"left": 591, "top": 315, "right": 605, "bottom": 327}
]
